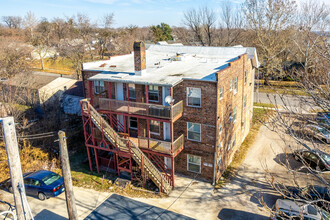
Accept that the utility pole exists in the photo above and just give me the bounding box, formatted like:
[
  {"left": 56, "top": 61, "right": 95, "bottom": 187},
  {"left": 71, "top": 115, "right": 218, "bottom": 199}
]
[
  {"left": 2, "top": 117, "right": 25, "bottom": 220},
  {"left": 58, "top": 131, "right": 78, "bottom": 220}
]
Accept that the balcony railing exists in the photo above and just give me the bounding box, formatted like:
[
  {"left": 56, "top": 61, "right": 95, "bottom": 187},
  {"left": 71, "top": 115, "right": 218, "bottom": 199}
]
[
  {"left": 98, "top": 98, "right": 183, "bottom": 120},
  {"left": 129, "top": 134, "right": 184, "bottom": 155}
]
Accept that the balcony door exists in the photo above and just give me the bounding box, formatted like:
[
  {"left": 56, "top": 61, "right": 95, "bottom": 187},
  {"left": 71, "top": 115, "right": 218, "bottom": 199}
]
[
  {"left": 162, "top": 86, "right": 171, "bottom": 106},
  {"left": 115, "top": 82, "right": 124, "bottom": 126}
]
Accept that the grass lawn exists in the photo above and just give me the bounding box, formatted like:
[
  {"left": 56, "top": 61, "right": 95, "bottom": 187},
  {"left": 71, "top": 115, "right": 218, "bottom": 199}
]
[
  {"left": 30, "top": 58, "right": 76, "bottom": 75},
  {"left": 217, "top": 107, "right": 273, "bottom": 187},
  {"left": 253, "top": 102, "right": 275, "bottom": 108},
  {"left": 69, "top": 152, "right": 162, "bottom": 198}
]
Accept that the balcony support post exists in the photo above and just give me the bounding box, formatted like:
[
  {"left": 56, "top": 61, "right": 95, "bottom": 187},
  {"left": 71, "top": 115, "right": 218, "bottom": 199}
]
[
  {"left": 108, "top": 82, "right": 111, "bottom": 99},
  {"left": 171, "top": 156, "right": 175, "bottom": 187},
  {"left": 147, "top": 119, "right": 150, "bottom": 149},
  {"left": 88, "top": 81, "right": 93, "bottom": 106},
  {"left": 145, "top": 85, "right": 149, "bottom": 103},
  {"left": 170, "top": 87, "right": 174, "bottom": 153},
  {"left": 94, "top": 148, "right": 99, "bottom": 173},
  {"left": 126, "top": 83, "right": 129, "bottom": 101}
]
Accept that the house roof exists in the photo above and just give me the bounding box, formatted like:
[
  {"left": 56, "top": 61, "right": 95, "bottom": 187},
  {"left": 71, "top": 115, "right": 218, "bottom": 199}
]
[
  {"left": 63, "top": 81, "right": 84, "bottom": 97},
  {"left": 83, "top": 44, "right": 259, "bottom": 87},
  {"left": 4, "top": 72, "right": 59, "bottom": 90}
]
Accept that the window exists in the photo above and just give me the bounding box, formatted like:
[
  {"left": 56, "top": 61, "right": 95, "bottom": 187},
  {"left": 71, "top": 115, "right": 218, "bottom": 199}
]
[
  {"left": 219, "top": 87, "right": 223, "bottom": 100},
  {"left": 187, "top": 122, "right": 201, "bottom": 141},
  {"left": 219, "top": 121, "right": 222, "bottom": 134},
  {"left": 94, "top": 80, "right": 104, "bottom": 94},
  {"left": 218, "top": 140, "right": 223, "bottom": 149},
  {"left": 244, "top": 71, "right": 247, "bottom": 84},
  {"left": 187, "top": 87, "right": 201, "bottom": 107},
  {"left": 148, "top": 85, "right": 159, "bottom": 102},
  {"left": 244, "top": 95, "right": 247, "bottom": 108},
  {"left": 234, "top": 77, "right": 237, "bottom": 93},
  {"left": 232, "top": 134, "right": 236, "bottom": 149},
  {"left": 150, "top": 120, "right": 160, "bottom": 135},
  {"left": 217, "top": 153, "right": 223, "bottom": 170},
  {"left": 187, "top": 154, "right": 201, "bottom": 173},
  {"left": 242, "top": 119, "right": 245, "bottom": 131},
  {"left": 227, "top": 142, "right": 231, "bottom": 151},
  {"left": 129, "top": 117, "right": 137, "bottom": 130},
  {"left": 230, "top": 80, "right": 233, "bottom": 91},
  {"left": 233, "top": 107, "right": 237, "bottom": 123},
  {"left": 128, "top": 84, "right": 136, "bottom": 99}
]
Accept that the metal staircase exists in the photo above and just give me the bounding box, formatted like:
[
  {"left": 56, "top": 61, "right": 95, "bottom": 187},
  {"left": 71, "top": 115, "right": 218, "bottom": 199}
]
[{"left": 81, "top": 99, "right": 172, "bottom": 194}]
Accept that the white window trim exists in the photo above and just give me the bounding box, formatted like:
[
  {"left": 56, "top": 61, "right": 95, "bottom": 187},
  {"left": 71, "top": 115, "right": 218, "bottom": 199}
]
[
  {"left": 150, "top": 120, "right": 160, "bottom": 135},
  {"left": 234, "top": 77, "right": 238, "bottom": 94},
  {"left": 230, "top": 80, "right": 233, "bottom": 91},
  {"left": 94, "top": 80, "right": 104, "bottom": 95},
  {"left": 148, "top": 85, "right": 159, "bottom": 102},
  {"left": 219, "top": 121, "right": 222, "bottom": 135},
  {"left": 219, "top": 87, "right": 223, "bottom": 100},
  {"left": 187, "top": 154, "right": 201, "bottom": 174},
  {"left": 233, "top": 107, "right": 237, "bottom": 124},
  {"left": 187, "top": 122, "right": 201, "bottom": 142},
  {"left": 186, "top": 87, "right": 201, "bottom": 108},
  {"left": 232, "top": 134, "right": 236, "bottom": 149}
]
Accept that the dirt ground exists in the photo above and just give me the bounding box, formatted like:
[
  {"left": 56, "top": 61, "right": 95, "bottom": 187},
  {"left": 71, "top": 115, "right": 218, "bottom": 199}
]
[{"left": 1, "top": 124, "right": 328, "bottom": 219}]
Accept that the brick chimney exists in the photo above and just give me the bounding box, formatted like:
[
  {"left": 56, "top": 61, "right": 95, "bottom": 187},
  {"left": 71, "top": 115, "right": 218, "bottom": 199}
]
[{"left": 133, "top": 41, "right": 146, "bottom": 76}]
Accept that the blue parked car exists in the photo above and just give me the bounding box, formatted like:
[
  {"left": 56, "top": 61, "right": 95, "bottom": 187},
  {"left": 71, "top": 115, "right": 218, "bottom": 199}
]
[{"left": 5, "top": 170, "right": 65, "bottom": 200}]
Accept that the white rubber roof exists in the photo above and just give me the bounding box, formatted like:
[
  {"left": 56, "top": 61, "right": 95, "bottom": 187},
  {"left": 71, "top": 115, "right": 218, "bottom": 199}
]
[{"left": 84, "top": 44, "right": 258, "bottom": 86}]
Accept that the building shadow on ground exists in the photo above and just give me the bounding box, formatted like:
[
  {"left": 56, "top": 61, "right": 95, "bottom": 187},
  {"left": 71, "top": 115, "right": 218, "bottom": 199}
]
[
  {"left": 274, "top": 153, "right": 310, "bottom": 173},
  {"left": 34, "top": 209, "right": 67, "bottom": 220},
  {"left": 218, "top": 208, "right": 268, "bottom": 220}
]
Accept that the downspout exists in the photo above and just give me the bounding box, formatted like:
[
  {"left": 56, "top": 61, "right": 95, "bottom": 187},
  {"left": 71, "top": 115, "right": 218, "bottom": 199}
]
[{"left": 212, "top": 72, "right": 219, "bottom": 186}]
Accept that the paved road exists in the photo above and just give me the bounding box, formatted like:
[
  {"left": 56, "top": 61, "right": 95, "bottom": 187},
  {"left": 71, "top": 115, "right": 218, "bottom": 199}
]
[
  {"left": 33, "top": 71, "right": 75, "bottom": 79},
  {"left": 254, "top": 92, "right": 315, "bottom": 113}
]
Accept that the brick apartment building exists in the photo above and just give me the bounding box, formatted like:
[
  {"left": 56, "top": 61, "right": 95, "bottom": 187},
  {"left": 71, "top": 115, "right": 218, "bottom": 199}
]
[{"left": 80, "top": 42, "right": 259, "bottom": 193}]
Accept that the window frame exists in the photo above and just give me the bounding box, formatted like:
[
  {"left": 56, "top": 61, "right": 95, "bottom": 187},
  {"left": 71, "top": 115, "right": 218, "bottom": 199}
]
[
  {"left": 219, "top": 121, "right": 223, "bottom": 135},
  {"left": 234, "top": 77, "right": 238, "bottom": 94},
  {"left": 94, "top": 80, "right": 104, "bottom": 95},
  {"left": 187, "top": 122, "right": 201, "bottom": 142},
  {"left": 219, "top": 87, "right": 223, "bottom": 100},
  {"left": 230, "top": 80, "right": 233, "bottom": 91},
  {"left": 244, "top": 95, "right": 247, "bottom": 108},
  {"left": 148, "top": 85, "right": 159, "bottom": 102},
  {"left": 232, "top": 133, "right": 236, "bottom": 149},
  {"left": 128, "top": 83, "right": 136, "bottom": 100},
  {"left": 244, "top": 71, "right": 247, "bottom": 85},
  {"left": 150, "top": 120, "right": 160, "bottom": 135},
  {"left": 129, "top": 117, "right": 138, "bottom": 130},
  {"left": 233, "top": 107, "right": 237, "bottom": 123},
  {"left": 187, "top": 87, "right": 201, "bottom": 107},
  {"left": 187, "top": 154, "right": 201, "bottom": 174}
]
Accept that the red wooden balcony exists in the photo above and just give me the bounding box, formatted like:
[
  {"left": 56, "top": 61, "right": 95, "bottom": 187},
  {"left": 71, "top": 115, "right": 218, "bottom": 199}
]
[{"left": 98, "top": 98, "right": 183, "bottom": 121}]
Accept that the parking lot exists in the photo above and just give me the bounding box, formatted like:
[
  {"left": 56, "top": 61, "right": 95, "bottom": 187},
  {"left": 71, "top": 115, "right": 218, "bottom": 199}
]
[{"left": 1, "top": 123, "right": 328, "bottom": 220}]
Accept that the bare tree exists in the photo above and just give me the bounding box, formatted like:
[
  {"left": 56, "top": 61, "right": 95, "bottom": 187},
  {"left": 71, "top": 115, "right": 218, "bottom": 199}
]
[
  {"left": 97, "top": 13, "right": 114, "bottom": 59},
  {"left": 183, "top": 8, "right": 206, "bottom": 46},
  {"left": 2, "top": 16, "right": 22, "bottom": 29},
  {"left": 217, "top": 1, "right": 243, "bottom": 46},
  {"left": 24, "top": 11, "right": 39, "bottom": 39},
  {"left": 243, "top": 0, "right": 297, "bottom": 84},
  {"left": 201, "top": 6, "right": 216, "bottom": 46}
]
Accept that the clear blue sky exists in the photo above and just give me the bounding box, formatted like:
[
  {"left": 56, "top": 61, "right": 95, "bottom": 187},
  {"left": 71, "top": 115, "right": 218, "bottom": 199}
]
[{"left": 0, "top": 0, "right": 245, "bottom": 27}]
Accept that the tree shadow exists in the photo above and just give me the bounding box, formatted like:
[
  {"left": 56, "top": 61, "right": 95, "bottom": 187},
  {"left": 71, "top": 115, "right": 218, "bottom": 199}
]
[
  {"left": 273, "top": 153, "right": 310, "bottom": 173},
  {"left": 218, "top": 208, "right": 268, "bottom": 220},
  {"left": 34, "top": 209, "right": 67, "bottom": 220}
]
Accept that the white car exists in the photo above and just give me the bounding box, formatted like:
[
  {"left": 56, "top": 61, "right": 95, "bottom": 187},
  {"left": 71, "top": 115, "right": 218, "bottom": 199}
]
[
  {"left": 302, "top": 124, "right": 330, "bottom": 144},
  {"left": 271, "top": 199, "right": 330, "bottom": 220}
]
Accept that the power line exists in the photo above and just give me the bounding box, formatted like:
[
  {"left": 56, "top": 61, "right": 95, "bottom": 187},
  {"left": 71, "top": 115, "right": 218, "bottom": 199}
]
[{"left": 0, "top": 131, "right": 57, "bottom": 140}]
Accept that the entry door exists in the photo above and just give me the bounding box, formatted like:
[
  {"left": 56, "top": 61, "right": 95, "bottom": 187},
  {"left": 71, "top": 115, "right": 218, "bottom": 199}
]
[
  {"left": 162, "top": 86, "right": 171, "bottom": 106},
  {"left": 163, "top": 122, "right": 170, "bottom": 141},
  {"left": 164, "top": 157, "right": 172, "bottom": 169},
  {"left": 115, "top": 83, "right": 124, "bottom": 125}
]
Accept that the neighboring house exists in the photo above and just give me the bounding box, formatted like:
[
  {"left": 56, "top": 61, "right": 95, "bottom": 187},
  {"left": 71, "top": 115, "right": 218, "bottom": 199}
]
[
  {"left": 80, "top": 41, "right": 259, "bottom": 193},
  {"left": 31, "top": 47, "right": 58, "bottom": 60},
  {"left": 61, "top": 81, "right": 84, "bottom": 115},
  {"left": 1, "top": 72, "right": 77, "bottom": 107}
]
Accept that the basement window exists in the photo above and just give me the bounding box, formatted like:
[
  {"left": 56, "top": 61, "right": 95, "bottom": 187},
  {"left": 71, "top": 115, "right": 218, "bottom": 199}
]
[
  {"left": 148, "top": 85, "right": 159, "bottom": 102},
  {"left": 129, "top": 117, "right": 137, "bottom": 130},
  {"left": 187, "top": 122, "right": 201, "bottom": 142},
  {"left": 234, "top": 77, "right": 238, "bottom": 94},
  {"left": 187, "top": 87, "right": 201, "bottom": 107},
  {"left": 232, "top": 133, "right": 236, "bottom": 149},
  {"left": 150, "top": 120, "right": 160, "bottom": 135},
  {"left": 219, "top": 121, "right": 223, "bottom": 134},
  {"left": 187, "top": 154, "right": 201, "bottom": 173},
  {"left": 94, "top": 80, "right": 104, "bottom": 94},
  {"left": 128, "top": 84, "right": 136, "bottom": 100}
]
